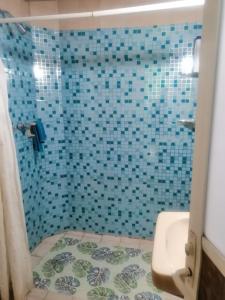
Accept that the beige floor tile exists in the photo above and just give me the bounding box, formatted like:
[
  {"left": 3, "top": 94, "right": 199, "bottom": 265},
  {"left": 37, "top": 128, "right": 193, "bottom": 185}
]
[
  {"left": 101, "top": 234, "right": 121, "bottom": 246},
  {"left": 44, "top": 233, "right": 64, "bottom": 244},
  {"left": 45, "top": 291, "right": 73, "bottom": 300},
  {"left": 32, "top": 240, "right": 53, "bottom": 257},
  {"left": 82, "top": 232, "right": 102, "bottom": 242},
  {"left": 139, "top": 239, "right": 154, "bottom": 251},
  {"left": 31, "top": 234, "right": 65, "bottom": 257},
  {"left": 120, "top": 236, "right": 142, "bottom": 248},
  {"left": 26, "top": 288, "right": 48, "bottom": 300},
  {"left": 64, "top": 231, "right": 85, "bottom": 239},
  {"left": 163, "top": 292, "right": 182, "bottom": 300},
  {"left": 31, "top": 255, "right": 42, "bottom": 268}
]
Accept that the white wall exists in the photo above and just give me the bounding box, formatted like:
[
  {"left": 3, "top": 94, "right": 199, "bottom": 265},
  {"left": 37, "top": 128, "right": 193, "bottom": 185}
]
[
  {"left": 204, "top": 1, "right": 225, "bottom": 257},
  {"left": 58, "top": 0, "right": 203, "bottom": 30},
  {"left": 0, "top": 0, "right": 203, "bottom": 30}
]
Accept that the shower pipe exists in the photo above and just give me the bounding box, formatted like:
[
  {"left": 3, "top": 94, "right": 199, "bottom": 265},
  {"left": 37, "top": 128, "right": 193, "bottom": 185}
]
[{"left": 0, "top": 0, "right": 204, "bottom": 24}]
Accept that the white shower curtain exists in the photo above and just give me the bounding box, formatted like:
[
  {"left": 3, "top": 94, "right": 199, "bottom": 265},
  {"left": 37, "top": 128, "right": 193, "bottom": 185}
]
[{"left": 0, "top": 60, "right": 33, "bottom": 300}]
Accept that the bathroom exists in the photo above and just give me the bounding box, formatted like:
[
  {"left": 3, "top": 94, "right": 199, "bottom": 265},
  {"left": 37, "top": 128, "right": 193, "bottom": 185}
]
[{"left": 0, "top": 0, "right": 225, "bottom": 300}]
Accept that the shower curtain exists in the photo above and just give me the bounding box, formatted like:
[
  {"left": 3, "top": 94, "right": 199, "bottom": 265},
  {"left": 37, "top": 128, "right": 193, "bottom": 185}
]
[{"left": 0, "top": 60, "right": 32, "bottom": 299}]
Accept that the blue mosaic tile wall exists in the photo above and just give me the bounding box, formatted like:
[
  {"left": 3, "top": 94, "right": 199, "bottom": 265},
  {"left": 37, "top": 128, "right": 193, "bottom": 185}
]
[
  {"left": 0, "top": 25, "right": 71, "bottom": 249},
  {"left": 0, "top": 23, "right": 43, "bottom": 248},
  {"left": 0, "top": 22, "right": 201, "bottom": 248},
  {"left": 31, "top": 28, "right": 71, "bottom": 243},
  {"left": 60, "top": 24, "right": 201, "bottom": 237}
]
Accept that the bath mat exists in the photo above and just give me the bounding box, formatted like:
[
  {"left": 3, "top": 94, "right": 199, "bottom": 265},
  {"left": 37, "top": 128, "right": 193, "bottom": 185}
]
[{"left": 33, "top": 236, "right": 163, "bottom": 300}]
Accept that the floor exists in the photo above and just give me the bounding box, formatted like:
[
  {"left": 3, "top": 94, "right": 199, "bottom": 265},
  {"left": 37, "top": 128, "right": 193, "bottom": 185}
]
[{"left": 28, "top": 231, "right": 181, "bottom": 300}]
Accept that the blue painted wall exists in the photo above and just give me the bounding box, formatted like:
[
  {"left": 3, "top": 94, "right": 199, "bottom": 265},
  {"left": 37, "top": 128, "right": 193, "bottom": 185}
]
[{"left": 0, "top": 23, "right": 201, "bottom": 249}]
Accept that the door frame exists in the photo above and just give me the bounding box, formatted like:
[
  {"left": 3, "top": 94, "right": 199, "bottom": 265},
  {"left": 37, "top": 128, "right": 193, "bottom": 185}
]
[{"left": 184, "top": 0, "right": 223, "bottom": 299}]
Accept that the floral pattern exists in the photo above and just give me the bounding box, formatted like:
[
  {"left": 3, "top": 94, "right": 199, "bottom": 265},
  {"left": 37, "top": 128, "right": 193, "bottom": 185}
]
[
  {"left": 55, "top": 276, "right": 80, "bottom": 295},
  {"left": 142, "top": 252, "right": 152, "bottom": 264},
  {"left": 122, "top": 265, "right": 146, "bottom": 280},
  {"left": 64, "top": 237, "right": 80, "bottom": 246},
  {"left": 87, "top": 287, "right": 118, "bottom": 300},
  {"left": 53, "top": 252, "right": 75, "bottom": 264},
  {"left": 106, "top": 250, "right": 129, "bottom": 265},
  {"left": 33, "top": 236, "right": 164, "bottom": 299},
  {"left": 50, "top": 237, "right": 79, "bottom": 251},
  {"left": 134, "top": 292, "right": 162, "bottom": 300},
  {"left": 114, "top": 273, "right": 137, "bottom": 294},
  {"left": 77, "top": 241, "right": 98, "bottom": 254},
  {"left": 125, "top": 248, "right": 142, "bottom": 257},
  {"left": 33, "top": 272, "right": 50, "bottom": 289},
  {"left": 72, "top": 259, "right": 93, "bottom": 278},
  {"left": 42, "top": 252, "right": 75, "bottom": 277},
  {"left": 87, "top": 267, "right": 110, "bottom": 286},
  {"left": 91, "top": 247, "right": 112, "bottom": 260}
]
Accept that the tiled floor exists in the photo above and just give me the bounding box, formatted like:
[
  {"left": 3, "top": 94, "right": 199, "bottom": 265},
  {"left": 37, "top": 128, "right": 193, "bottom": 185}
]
[{"left": 28, "top": 231, "right": 181, "bottom": 300}]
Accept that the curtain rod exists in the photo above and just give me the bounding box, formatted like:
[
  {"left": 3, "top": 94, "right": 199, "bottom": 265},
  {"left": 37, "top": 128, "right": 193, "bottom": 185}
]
[
  {"left": 0, "top": 0, "right": 204, "bottom": 24},
  {"left": 0, "top": 12, "right": 93, "bottom": 24}
]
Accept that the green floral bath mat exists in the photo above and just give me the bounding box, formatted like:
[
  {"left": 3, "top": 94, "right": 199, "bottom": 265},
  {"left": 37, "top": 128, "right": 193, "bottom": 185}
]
[{"left": 33, "top": 236, "right": 162, "bottom": 300}]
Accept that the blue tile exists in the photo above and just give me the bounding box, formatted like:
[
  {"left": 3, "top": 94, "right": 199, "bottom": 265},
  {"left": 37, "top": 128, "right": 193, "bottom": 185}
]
[{"left": 0, "top": 22, "right": 202, "bottom": 249}]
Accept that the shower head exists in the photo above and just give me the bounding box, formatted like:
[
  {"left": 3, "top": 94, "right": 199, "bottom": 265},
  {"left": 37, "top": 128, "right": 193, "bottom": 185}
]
[{"left": 0, "top": 10, "right": 27, "bottom": 34}]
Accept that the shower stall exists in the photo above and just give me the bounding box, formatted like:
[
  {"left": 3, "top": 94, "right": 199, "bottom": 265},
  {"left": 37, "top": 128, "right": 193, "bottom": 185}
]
[{"left": 0, "top": 8, "right": 201, "bottom": 250}]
